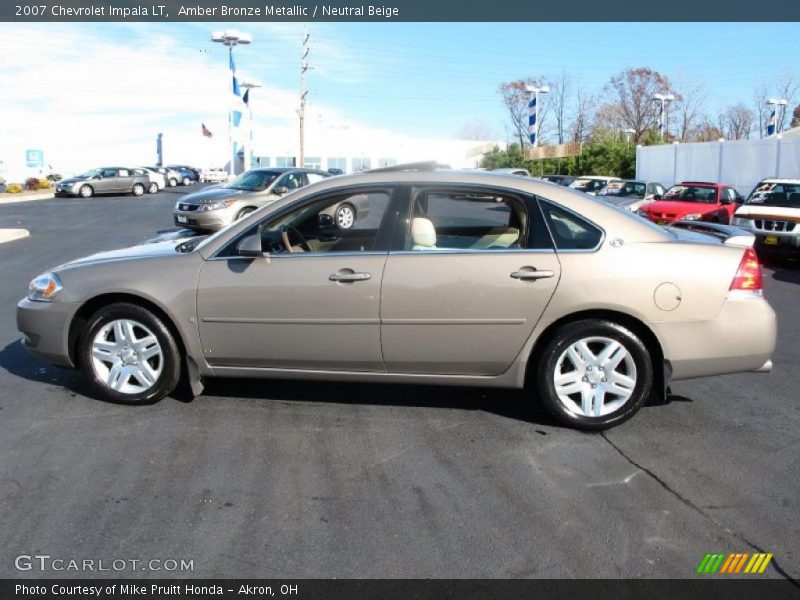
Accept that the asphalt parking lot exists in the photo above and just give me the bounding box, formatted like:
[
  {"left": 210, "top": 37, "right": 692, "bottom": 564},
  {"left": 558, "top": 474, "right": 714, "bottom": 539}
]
[{"left": 0, "top": 187, "right": 798, "bottom": 580}]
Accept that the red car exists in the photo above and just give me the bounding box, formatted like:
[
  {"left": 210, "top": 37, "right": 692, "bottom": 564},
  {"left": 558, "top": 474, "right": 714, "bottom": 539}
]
[{"left": 637, "top": 181, "right": 743, "bottom": 225}]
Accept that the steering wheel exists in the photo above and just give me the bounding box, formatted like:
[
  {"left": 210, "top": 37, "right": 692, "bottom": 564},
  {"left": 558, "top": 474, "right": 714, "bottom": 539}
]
[{"left": 281, "top": 226, "right": 311, "bottom": 253}]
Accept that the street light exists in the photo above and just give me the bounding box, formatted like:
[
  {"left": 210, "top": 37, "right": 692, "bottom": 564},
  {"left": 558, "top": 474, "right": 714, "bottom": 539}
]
[
  {"left": 211, "top": 29, "right": 252, "bottom": 176},
  {"left": 526, "top": 85, "right": 550, "bottom": 148},
  {"left": 653, "top": 93, "right": 675, "bottom": 141},
  {"left": 766, "top": 98, "right": 788, "bottom": 136},
  {"left": 240, "top": 80, "right": 262, "bottom": 170}
]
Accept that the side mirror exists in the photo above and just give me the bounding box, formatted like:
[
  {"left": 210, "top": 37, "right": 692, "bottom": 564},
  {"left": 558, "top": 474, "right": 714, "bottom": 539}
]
[
  {"left": 720, "top": 197, "right": 732, "bottom": 206},
  {"left": 236, "top": 233, "right": 265, "bottom": 257},
  {"left": 273, "top": 186, "right": 290, "bottom": 195},
  {"left": 318, "top": 213, "right": 335, "bottom": 230}
]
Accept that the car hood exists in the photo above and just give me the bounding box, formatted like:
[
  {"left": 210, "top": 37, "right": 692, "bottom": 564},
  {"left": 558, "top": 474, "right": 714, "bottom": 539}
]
[
  {"left": 181, "top": 187, "right": 258, "bottom": 203},
  {"left": 642, "top": 200, "right": 718, "bottom": 215},
  {"left": 734, "top": 205, "right": 800, "bottom": 221},
  {"left": 56, "top": 238, "right": 193, "bottom": 270}
]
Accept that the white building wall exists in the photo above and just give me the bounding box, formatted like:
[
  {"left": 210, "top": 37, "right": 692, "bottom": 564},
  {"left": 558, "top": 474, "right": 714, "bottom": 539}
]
[{"left": 637, "top": 135, "right": 800, "bottom": 195}]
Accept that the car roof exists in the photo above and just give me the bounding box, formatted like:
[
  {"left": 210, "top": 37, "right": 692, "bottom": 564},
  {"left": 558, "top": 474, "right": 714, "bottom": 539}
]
[
  {"left": 756, "top": 178, "right": 800, "bottom": 184},
  {"left": 678, "top": 181, "right": 726, "bottom": 187}
]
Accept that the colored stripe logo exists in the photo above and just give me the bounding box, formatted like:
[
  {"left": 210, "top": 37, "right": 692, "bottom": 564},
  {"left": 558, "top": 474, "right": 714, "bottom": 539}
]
[{"left": 696, "top": 552, "right": 773, "bottom": 574}]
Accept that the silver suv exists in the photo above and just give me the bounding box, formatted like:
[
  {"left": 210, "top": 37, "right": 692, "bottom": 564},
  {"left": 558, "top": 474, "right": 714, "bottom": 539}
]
[{"left": 732, "top": 178, "right": 800, "bottom": 255}]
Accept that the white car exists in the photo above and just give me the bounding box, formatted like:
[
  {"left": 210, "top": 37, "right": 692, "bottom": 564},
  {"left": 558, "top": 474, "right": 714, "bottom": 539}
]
[
  {"left": 134, "top": 167, "right": 166, "bottom": 194},
  {"left": 200, "top": 168, "right": 229, "bottom": 183}
]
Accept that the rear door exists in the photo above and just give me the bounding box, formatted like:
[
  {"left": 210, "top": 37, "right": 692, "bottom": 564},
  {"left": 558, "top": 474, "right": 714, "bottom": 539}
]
[
  {"left": 380, "top": 186, "right": 561, "bottom": 376},
  {"left": 115, "top": 168, "right": 135, "bottom": 193}
]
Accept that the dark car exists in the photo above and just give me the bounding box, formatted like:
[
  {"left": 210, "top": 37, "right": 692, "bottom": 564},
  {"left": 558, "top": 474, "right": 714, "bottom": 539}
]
[
  {"left": 541, "top": 174, "right": 576, "bottom": 186},
  {"left": 167, "top": 165, "right": 201, "bottom": 185},
  {"left": 55, "top": 167, "right": 151, "bottom": 198}
]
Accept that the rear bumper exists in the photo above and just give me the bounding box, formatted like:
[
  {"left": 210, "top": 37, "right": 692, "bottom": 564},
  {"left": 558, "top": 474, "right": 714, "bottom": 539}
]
[
  {"left": 654, "top": 295, "right": 777, "bottom": 380},
  {"left": 16, "top": 298, "right": 78, "bottom": 368}
]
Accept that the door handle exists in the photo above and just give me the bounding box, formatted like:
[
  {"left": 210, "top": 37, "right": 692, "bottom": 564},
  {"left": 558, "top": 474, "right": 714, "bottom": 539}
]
[
  {"left": 510, "top": 268, "right": 555, "bottom": 281},
  {"left": 329, "top": 271, "right": 372, "bottom": 282}
]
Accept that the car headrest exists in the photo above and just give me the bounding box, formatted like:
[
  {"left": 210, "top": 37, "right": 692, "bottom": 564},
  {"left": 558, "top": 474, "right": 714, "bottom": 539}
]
[{"left": 411, "top": 217, "right": 437, "bottom": 248}]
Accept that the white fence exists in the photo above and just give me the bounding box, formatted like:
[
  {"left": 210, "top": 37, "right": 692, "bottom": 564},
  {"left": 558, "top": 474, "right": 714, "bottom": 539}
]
[{"left": 636, "top": 135, "right": 800, "bottom": 196}]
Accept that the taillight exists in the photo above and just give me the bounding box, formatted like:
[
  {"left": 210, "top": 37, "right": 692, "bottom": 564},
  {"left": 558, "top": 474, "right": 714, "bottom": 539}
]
[{"left": 729, "top": 247, "right": 763, "bottom": 294}]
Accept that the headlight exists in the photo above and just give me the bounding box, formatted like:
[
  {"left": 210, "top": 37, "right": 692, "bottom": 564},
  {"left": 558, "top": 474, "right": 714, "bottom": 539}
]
[
  {"left": 637, "top": 209, "right": 649, "bottom": 217},
  {"left": 682, "top": 213, "right": 702, "bottom": 221},
  {"left": 28, "top": 272, "right": 63, "bottom": 302},
  {"left": 732, "top": 217, "right": 751, "bottom": 228},
  {"left": 200, "top": 199, "right": 235, "bottom": 211}
]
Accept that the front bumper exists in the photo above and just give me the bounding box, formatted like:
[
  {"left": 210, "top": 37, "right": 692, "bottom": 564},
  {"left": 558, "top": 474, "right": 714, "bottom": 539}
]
[
  {"left": 17, "top": 298, "right": 78, "bottom": 368},
  {"left": 173, "top": 205, "right": 237, "bottom": 231}
]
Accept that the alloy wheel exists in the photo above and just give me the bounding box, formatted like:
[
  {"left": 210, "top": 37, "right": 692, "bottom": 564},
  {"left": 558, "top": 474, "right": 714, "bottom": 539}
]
[{"left": 90, "top": 318, "right": 163, "bottom": 395}]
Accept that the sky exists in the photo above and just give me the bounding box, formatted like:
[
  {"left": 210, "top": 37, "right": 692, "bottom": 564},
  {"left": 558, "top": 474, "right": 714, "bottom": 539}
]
[{"left": 0, "top": 21, "right": 798, "bottom": 174}]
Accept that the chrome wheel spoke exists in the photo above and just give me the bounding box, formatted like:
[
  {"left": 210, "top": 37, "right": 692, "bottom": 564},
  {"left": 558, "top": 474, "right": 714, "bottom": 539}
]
[
  {"left": 91, "top": 318, "right": 163, "bottom": 395},
  {"left": 107, "top": 364, "right": 129, "bottom": 390}
]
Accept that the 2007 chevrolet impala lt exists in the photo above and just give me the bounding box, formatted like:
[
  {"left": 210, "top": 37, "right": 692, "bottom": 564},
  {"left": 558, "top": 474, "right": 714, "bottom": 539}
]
[{"left": 17, "top": 164, "right": 777, "bottom": 430}]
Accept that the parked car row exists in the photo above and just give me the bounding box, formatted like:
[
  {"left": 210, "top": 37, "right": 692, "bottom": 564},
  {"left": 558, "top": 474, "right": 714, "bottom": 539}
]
[{"left": 55, "top": 165, "right": 199, "bottom": 198}]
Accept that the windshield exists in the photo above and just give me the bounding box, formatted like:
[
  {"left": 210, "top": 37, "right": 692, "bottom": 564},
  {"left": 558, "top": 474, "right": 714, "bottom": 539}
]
[
  {"left": 662, "top": 185, "right": 718, "bottom": 203},
  {"left": 746, "top": 182, "right": 800, "bottom": 208},
  {"left": 599, "top": 181, "right": 646, "bottom": 198},
  {"left": 78, "top": 168, "right": 100, "bottom": 178},
  {"left": 224, "top": 170, "right": 282, "bottom": 191}
]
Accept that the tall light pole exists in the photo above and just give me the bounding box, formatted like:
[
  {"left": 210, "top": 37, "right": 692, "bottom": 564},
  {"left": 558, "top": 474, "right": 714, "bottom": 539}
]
[
  {"left": 211, "top": 29, "right": 252, "bottom": 177},
  {"left": 766, "top": 98, "right": 788, "bottom": 136},
  {"left": 653, "top": 93, "right": 675, "bottom": 141},
  {"left": 240, "top": 81, "right": 262, "bottom": 171},
  {"left": 526, "top": 85, "right": 550, "bottom": 148}
]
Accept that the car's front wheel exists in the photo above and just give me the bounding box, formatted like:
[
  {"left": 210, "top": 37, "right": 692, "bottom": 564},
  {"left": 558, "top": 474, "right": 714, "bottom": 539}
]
[
  {"left": 168, "top": 178, "right": 177, "bottom": 187},
  {"left": 182, "top": 177, "right": 191, "bottom": 186},
  {"left": 535, "top": 319, "right": 653, "bottom": 430},
  {"left": 79, "top": 185, "right": 93, "bottom": 198},
  {"left": 236, "top": 207, "right": 256, "bottom": 220},
  {"left": 79, "top": 303, "right": 181, "bottom": 405},
  {"left": 147, "top": 182, "right": 158, "bottom": 194}
]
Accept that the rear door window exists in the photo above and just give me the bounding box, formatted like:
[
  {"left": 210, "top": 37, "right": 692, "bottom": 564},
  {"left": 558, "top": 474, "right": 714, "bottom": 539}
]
[{"left": 539, "top": 201, "right": 603, "bottom": 250}]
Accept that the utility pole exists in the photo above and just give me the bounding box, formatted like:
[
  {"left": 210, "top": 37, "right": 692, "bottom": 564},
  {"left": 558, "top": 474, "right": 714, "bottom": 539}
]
[{"left": 298, "top": 27, "right": 310, "bottom": 168}]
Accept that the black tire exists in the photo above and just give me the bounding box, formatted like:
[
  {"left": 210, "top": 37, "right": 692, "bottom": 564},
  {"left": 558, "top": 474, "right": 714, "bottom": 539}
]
[
  {"left": 236, "top": 207, "right": 256, "bottom": 220},
  {"left": 79, "top": 302, "right": 181, "bottom": 405},
  {"left": 182, "top": 177, "right": 191, "bottom": 186},
  {"left": 335, "top": 202, "right": 356, "bottom": 229},
  {"left": 534, "top": 319, "right": 653, "bottom": 431},
  {"left": 169, "top": 178, "right": 177, "bottom": 187},
  {"left": 132, "top": 183, "right": 145, "bottom": 197},
  {"left": 147, "top": 182, "right": 158, "bottom": 194},
  {"left": 79, "top": 184, "right": 93, "bottom": 198}
]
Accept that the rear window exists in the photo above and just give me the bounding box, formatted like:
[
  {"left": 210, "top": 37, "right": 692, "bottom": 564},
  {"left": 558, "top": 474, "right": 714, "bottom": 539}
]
[{"left": 539, "top": 201, "right": 603, "bottom": 250}]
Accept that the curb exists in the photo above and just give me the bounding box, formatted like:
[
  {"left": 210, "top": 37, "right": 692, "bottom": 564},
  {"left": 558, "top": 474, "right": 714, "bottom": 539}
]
[
  {"left": 0, "top": 192, "right": 56, "bottom": 205},
  {"left": 0, "top": 229, "right": 30, "bottom": 244}
]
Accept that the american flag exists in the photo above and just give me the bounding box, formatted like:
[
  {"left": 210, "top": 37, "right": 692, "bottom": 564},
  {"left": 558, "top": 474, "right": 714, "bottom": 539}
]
[{"left": 201, "top": 123, "right": 213, "bottom": 138}]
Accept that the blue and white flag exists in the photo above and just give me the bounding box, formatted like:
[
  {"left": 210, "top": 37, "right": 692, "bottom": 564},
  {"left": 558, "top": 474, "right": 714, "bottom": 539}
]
[
  {"left": 767, "top": 109, "right": 777, "bottom": 136},
  {"left": 528, "top": 95, "right": 537, "bottom": 145},
  {"left": 229, "top": 52, "right": 245, "bottom": 133}
]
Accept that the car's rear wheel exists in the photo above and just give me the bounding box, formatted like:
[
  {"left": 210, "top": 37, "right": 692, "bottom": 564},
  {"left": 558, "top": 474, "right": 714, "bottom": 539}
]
[
  {"left": 182, "top": 177, "right": 191, "bottom": 186},
  {"left": 79, "top": 185, "right": 93, "bottom": 198},
  {"left": 335, "top": 203, "right": 356, "bottom": 229},
  {"left": 169, "top": 178, "right": 177, "bottom": 187},
  {"left": 535, "top": 319, "right": 653, "bottom": 430},
  {"left": 79, "top": 303, "right": 181, "bottom": 405},
  {"left": 132, "top": 183, "right": 145, "bottom": 196},
  {"left": 147, "top": 182, "right": 158, "bottom": 194},
  {"left": 236, "top": 207, "right": 256, "bottom": 220}
]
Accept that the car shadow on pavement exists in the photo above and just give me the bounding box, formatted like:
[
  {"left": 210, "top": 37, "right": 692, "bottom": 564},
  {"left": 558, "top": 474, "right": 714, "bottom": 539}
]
[
  {"left": 767, "top": 259, "right": 800, "bottom": 285},
  {"left": 0, "top": 339, "right": 91, "bottom": 397}
]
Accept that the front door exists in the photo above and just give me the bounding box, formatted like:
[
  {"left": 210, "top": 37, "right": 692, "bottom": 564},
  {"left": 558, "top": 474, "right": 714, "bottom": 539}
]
[
  {"left": 380, "top": 186, "right": 562, "bottom": 375},
  {"left": 196, "top": 188, "right": 395, "bottom": 371}
]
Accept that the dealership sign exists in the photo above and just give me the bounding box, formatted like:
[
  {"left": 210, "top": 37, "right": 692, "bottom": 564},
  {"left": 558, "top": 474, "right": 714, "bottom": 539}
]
[{"left": 25, "top": 149, "right": 44, "bottom": 168}]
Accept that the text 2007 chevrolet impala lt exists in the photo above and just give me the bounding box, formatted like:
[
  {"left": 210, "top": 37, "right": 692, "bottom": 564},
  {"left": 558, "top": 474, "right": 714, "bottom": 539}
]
[{"left": 17, "top": 164, "right": 777, "bottom": 430}]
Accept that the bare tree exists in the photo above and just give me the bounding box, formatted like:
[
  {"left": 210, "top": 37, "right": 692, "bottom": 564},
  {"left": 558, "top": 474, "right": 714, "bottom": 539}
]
[
  {"left": 695, "top": 120, "right": 725, "bottom": 142},
  {"left": 457, "top": 119, "right": 497, "bottom": 141},
  {"left": 571, "top": 87, "right": 595, "bottom": 143},
  {"left": 719, "top": 104, "right": 755, "bottom": 140},
  {"left": 549, "top": 71, "right": 571, "bottom": 145},
  {"left": 753, "top": 82, "right": 770, "bottom": 138},
  {"left": 498, "top": 77, "right": 548, "bottom": 148},
  {"left": 591, "top": 102, "right": 625, "bottom": 137},
  {"left": 775, "top": 72, "right": 799, "bottom": 132},
  {"left": 672, "top": 77, "right": 707, "bottom": 142},
  {"left": 606, "top": 67, "right": 673, "bottom": 142}
]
